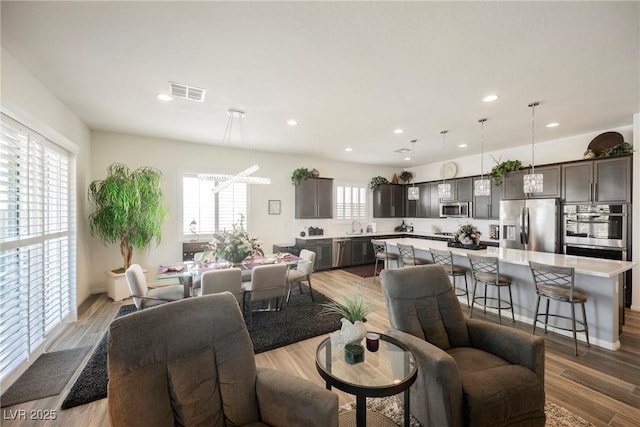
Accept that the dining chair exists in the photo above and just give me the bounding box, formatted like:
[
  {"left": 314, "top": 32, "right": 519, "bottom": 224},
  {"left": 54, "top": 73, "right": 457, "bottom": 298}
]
[
  {"left": 125, "top": 264, "right": 184, "bottom": 310},
  {"left": 242, "top": 263, "right": 289, "bottom": 328},
  {"left": 529, "top": 261, "right": 590, "bottom": 356},
  {"left": 200, "top": 267, "right": 244, "bottom": 304},
  {"left": 371, "top": 239, "right": 399, "bottom": 281},
  {"left": 396, "top": 243, "right": 432, "bottom": 267},
  {"left": 467, "top": 254, "right": 515, "bottom": 325},
  {"left": 430, "top": 248, "right": 469, "bottom": 306},
  {"left": 286, "top": 249, "right": 316, "bottom": 302}
]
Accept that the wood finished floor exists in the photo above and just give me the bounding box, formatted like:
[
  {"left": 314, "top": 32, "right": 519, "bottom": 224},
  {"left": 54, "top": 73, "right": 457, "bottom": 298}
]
[{"left": 2, "top": 268, "right": 639, "bottom": 427}]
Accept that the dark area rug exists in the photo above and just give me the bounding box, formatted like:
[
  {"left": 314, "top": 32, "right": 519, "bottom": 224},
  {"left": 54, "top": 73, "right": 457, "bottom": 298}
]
[
  {"left": 62, "top": 285, "right": 341, "bottom": 409},
  {"left": 61, "top": 304, "right": 137, "bottom": 410},
  {"left": 340, "top": 396, "right": 594, "bottom": 427},
  {"left": 341, "top": 263, "right": 381, "bottom": 278},
  {"left": 1, "top": 347, "right": 90, "bottom": 407}
]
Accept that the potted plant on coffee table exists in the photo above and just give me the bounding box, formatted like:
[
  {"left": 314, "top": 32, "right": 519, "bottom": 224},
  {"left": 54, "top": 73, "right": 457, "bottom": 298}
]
[{"left": 320, "top": 293, "right": 373, "bottom": 344}]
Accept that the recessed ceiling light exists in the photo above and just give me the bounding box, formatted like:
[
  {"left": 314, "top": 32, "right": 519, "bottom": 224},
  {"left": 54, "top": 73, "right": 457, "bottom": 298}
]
[
  {"left": 157, "top": 94, "right": 172, "bottom": 101},
  {"left": 546, "top": 122, "right": 559, "bottom": 128},
  {"left": 345, "top": 147, "right": 353, "bottom": 152},
  {"left": 404, "top": 157, "right": 411, "bottom": 161},
  {"left": 483, "top": 94, "right": 499, "bottom": 102},
  {"left": 287, "top": 119, "right": 298, "bottom": 126},
  {"left": 394, "top": 129, "right": 404, "bottom": 134},
  {"left": 458, "top": 144, "right": 468, "bottom": 148}
]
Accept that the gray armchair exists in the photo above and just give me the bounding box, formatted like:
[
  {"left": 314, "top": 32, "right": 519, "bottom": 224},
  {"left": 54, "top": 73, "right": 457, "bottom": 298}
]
[
  {"left": 380, "top": 265, "right": 545, "bottom": 427},
  {"left": 108, "top": 292, "right": 338, "bottom": 427}
]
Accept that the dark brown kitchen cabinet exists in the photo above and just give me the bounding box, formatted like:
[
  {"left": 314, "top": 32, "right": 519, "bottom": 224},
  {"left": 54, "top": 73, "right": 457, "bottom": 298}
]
[
  {"left": 295, "top": 178, "right": 333, "bottom": 219},
  {"left": 502, "top": 165, "right": 561, "bottom": 200},
  {"left": 562, "top": 156, "right": 631, "bottom": 204},
  {"left": 427, "top": 182, "right": 441, "bottom": 218},
  {"left": 373, "top": 184, "right": 405, "bottom": 218},
  {"left": 404, "top": 183, "right": 431, "bottom": 218},
  {"left": 472, "top": 178, "right": 501, "bottom": 219},
  {"left": 351, "top": 237, "right": 375, "bottom": 265},
  {"left": 295, "top": 238, "right": 332, "bottom": 270},
  {"left": 438, "top": 177, "right": 473, "bottom": 202}
]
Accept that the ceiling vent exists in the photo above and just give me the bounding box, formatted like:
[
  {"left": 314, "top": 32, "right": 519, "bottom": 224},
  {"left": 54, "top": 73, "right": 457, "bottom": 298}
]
[
  {"left": 169, "top": 81, "right": 206, "bottom": 102},
  {"left": 394, "top": 148, "right": 412, "bottom": 154}
]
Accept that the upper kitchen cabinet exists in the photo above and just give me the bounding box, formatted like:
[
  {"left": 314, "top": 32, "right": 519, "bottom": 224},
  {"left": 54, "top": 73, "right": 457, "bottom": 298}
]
[
  {"left": 563, "top": 156, "right": 631, "bottom": 204},
  {"left": 473, "top": 178, "right": 502, "bottom": 219},
  {"left": 404, "top": 183, "right": 431, "bottom": 218},
  {"left": 438, "top": 177, "right": 473, "bottom": 202},
  {"left": 295, "top": 177, "right": 333, "bottom": 219},
  {"left": 373, "top": 184, "right": 405, "bottom": 218},
  {"left": 502, "top": 165, "right": 561, "bottom": 200}
]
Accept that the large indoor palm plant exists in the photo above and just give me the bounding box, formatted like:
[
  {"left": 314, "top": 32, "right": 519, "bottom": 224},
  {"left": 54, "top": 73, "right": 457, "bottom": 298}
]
[{"left": 88, "top": 163, "right": 168, "bottom": 272}]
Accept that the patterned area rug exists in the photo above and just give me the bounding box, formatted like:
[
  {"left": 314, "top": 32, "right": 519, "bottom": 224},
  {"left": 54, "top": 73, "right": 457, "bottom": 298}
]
[
  {"left": 341, "top": 263, "right": 380, "bottom": 278},
  {"left": 339, "top": 396, "right": 595, "bottom": 427}
]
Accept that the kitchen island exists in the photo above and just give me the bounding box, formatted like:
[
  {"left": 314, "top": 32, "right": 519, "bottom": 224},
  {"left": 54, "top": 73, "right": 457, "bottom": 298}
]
[{"left": 380, "top": 237, "right": 635, "bottom": 351}]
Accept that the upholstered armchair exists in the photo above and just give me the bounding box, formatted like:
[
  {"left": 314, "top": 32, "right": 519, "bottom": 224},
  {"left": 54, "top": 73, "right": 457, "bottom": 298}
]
[
  {"left": 380, "top": 265, "right": 545, "bottom": 427},
  {"left": 108, "top": 292, "right": 338, "bottom": 427}
]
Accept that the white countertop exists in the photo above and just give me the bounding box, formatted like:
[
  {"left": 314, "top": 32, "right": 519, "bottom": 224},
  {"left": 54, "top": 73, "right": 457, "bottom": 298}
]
[
  {"left": 296, "top": 231, "right": 500, "bottom": 244},
  {"left": 381, "top": 237, "right": 635, "bottom": 278}
]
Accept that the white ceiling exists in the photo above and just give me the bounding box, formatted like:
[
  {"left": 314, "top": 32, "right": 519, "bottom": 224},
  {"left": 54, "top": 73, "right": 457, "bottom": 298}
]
[{"left": 2, "top": 1, "right": 638, "bottom": 167}]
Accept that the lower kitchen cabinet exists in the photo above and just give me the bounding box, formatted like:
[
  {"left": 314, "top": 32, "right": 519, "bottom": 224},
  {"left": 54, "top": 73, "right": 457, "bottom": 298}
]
[
  {"left": 295, "top": 238, "right": 333, "bottom": 271},
  {"left": 351, "top": 237, "right": 375, "bottom": 265}
]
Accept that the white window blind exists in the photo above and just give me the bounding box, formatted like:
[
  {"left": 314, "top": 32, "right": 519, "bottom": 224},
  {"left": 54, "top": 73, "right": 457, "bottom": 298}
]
[
  {"left": 336, "top": 185, "right": 367, "bottom": 220},
  {"left": 0, "top": 114, "right": 75, "bottom": 383},
  {"left": 182, "top": 173, "right": 248, "bottom": 239}
]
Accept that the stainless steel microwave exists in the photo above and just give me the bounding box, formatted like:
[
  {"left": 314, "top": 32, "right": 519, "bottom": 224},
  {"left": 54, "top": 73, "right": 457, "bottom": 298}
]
[{"left": 439, "top": 201, "right": 471, "bottom": 218}]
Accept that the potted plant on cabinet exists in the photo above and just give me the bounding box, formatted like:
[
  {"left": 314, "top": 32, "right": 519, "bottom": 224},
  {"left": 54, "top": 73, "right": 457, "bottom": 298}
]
[
  {"left": 88, "top": 163, "right": 168, "bottom": 300},
  {"left": 368, "top": 176, "right": 390, "bottom": 191},
  {"left": 489, "top": 160, "right": 522, "bottom": 186},
  {"left": 291, "top": 167, "right": 314, "bottom": 185},
  {"left": 399, "top": 170, "right": 413, "bottom": 184}
]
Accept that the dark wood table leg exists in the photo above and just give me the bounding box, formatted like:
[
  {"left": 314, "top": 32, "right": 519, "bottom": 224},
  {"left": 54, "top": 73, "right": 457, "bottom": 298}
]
[
  {"left": 404, "top": 388, "right": 410, "bottom": 426},
  {"left": 356, "top": 395, "right": 366, "bottom": 427}
]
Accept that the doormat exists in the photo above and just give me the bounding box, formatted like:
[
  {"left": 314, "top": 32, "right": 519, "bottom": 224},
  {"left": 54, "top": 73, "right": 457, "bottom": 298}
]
[
  {"left": 342, "top": 263, "right": 380, "bottom": 278},
  {"left": 1, "top": 347, "right": 90, "bottom": 407}
]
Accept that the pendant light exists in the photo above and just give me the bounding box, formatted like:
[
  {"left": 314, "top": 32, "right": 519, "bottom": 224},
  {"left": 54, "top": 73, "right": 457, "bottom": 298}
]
[
  {"left": 474, "top": 118, "right": 491, "bottom": 196},
  {"left": 199, "top": 109, "right": 270, "bottom": 193},
  {"left": 523, "top": 102, "right": 543, "bottom": 193},
  {"left": 407, "top": 139, "right": 419, "bottom": 200},
  {"left": 438, "top": 130, "right": 452, "bottom": 199}
]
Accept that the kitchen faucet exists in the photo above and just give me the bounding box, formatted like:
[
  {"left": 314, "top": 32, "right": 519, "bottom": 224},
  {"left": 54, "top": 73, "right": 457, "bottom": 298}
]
[{"left": 351, "top": 220, "right": 362, "bottom": 234}]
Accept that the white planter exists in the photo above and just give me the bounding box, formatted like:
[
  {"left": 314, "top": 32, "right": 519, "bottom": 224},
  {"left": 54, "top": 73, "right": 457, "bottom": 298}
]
[
  {"left": 105, "top": 268, "right": 147, "bottom": 302},
  {"left": 340, "top": 318, "right": 366, "bottom": 344}
]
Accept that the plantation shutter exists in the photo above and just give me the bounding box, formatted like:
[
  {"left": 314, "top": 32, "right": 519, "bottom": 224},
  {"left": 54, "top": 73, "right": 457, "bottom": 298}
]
[{"left": 0, "top": 113, "right": 75, "bottom": 383}]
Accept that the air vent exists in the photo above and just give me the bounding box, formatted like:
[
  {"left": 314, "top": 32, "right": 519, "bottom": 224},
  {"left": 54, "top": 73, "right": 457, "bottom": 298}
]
[
  {"left": 394, "top": 148, "right": 412, "bottom": 154},
  {"left": 169, "top": 82, "right": 206, "bottom": 102}
]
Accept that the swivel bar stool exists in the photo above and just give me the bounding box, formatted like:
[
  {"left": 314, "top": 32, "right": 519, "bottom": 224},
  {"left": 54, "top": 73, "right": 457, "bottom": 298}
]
[
  {"left": 529, "top": 261, "right": 590, "bottom": 356},
  {"left": 430, "top": 248, "right": 469, "bottom": 306},
  {"left": 467, "top": 254, "right": 515, "bottom": 324}
]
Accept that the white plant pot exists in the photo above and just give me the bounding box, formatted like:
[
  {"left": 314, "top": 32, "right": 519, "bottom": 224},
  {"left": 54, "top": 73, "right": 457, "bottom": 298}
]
[{"left": 340, "top": 318, "right": 366, "bottom": 344}]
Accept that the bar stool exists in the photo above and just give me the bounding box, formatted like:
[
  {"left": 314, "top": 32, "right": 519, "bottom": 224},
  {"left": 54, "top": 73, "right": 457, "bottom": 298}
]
[
  {"left": 467, "top": 254, "right": 515, "bottom": 325},
  {"left": 396, "top": 243, "right": 432, "bottom": 268},
  {"left": 529, "top": 261, "right": 590, "bottom": 356},
  {"left": 430, "top": 248, "right": 469, "bottom": 306},
  {"left": 371, "top": 239, "right": 399, "bottom": 282}
]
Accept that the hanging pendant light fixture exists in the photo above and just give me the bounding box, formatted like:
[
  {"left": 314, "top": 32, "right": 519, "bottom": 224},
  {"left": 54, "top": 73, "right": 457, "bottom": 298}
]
[
  {"left": 523, "top": 102, "right": 543, "bottom": 194},
  {"left": 438, "top": 130, "right": 452, "bottom": 199},
  {"left": 474, "top": 118, "right": 491, "bottom": 196},
  {"left": 199, "top": 109, "right": 270, "bottom": 193},
  {"left": 407, "top": 139, "right": 419, "bottom": 200}
]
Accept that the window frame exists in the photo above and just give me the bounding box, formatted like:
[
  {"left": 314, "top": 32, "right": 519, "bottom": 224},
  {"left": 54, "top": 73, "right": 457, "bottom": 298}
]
[{"left": 335, "top": 183, "right": 368, "bottom": 222}]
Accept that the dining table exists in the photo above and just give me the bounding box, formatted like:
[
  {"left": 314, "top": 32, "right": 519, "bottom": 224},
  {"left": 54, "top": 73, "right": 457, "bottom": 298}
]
[{"left": 155, "top": 253, "right": 307, "bottom": 298}]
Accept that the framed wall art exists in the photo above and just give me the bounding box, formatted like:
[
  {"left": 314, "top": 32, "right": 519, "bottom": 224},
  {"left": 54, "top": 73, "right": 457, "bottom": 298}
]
[{"left": 268, "top": 199, "right": 281, "bottom": 215}]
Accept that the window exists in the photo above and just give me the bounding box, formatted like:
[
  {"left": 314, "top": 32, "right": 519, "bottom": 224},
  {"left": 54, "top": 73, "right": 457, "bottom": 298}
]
[
  {"left": 181, "top": 173, "right": 248, "bottom": 239},
  {"left": 0, "top": 114, "right": 75, "bottom": 383},
  {"left": 336, "top": 185, "right": 367, "bottom": 220}
]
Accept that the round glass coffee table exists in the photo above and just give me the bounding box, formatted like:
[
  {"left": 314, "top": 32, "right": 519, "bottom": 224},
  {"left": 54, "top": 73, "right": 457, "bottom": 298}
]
[{"left": 315, "top": 332, "right": 417, "bottom": 427}]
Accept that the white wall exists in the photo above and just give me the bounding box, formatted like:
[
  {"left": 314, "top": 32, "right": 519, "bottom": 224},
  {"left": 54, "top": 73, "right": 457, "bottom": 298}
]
[
  {"left": 1, "top": 48, "right": 93, "bottom": 307},
  {"left": 89, "top": 131, "right": 397, "bottom": 292}
]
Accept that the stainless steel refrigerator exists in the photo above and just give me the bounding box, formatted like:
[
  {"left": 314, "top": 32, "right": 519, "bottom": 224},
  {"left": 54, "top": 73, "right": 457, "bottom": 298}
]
[{"left": 499, "top": 198, "right": 562, "bottom": 253}]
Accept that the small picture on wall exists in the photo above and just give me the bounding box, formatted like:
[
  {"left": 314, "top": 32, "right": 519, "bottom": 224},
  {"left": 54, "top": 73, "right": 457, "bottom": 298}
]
[{"left": 268, "top": 200, "right": 281, "bottom": 215}]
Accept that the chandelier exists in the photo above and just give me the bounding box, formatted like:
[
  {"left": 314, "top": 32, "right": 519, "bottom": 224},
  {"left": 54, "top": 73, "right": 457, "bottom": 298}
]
[
  {"left": 199, "top": 109, "right": 270, "bottom": 194},
  {"left": 523, "top": 102, "right": 543, "bottom": 193},
  {"left": 438, "top": 130, "right": 452, "bottom": 199},
  {"left": 474, "top": 118, "right": 491, "bottom": 196}
]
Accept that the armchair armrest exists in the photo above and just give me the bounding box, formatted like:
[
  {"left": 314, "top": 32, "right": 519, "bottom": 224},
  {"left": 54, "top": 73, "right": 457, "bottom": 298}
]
[
  {"left": 385, "top": 329, "right": 464, "bottom": 427},
  {"left": 255, "top": 367, "right": 338, "bottom": 427},
  {"left": 466, "top": 318, "right": 545, "bottom": 383}
]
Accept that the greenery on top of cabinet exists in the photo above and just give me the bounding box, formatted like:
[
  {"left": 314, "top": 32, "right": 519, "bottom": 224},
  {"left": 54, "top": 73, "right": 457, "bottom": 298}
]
[
  {"left": 490, "top": 160, "right": 522, "bottom": 186},
  {"left": 291, "top": 167, "right": 314, "bottom": 185},
  {"left": 369, "top": 175, "right": 390, "bottom": 191}
]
